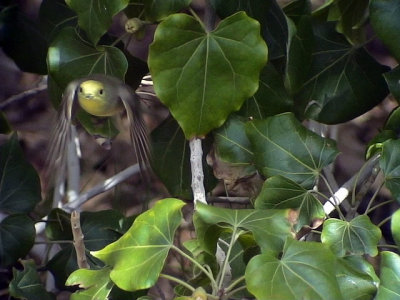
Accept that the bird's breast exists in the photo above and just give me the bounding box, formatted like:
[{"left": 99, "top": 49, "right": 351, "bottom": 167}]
[{"left": 78, "top": 96, "right": 122, "bottom": 117}]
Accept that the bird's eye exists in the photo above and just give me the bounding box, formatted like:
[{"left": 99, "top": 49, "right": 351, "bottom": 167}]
[
  {"left": 99, "top": 89, "right": 104, "bottom": 95},
  {"left": 79, "top": 87, "right": 83, "bottom": 93}
]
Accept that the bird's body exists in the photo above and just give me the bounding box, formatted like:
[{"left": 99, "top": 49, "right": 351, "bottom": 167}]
[{"left": 46, "top": 74, "right": 150, "bottom": 185}]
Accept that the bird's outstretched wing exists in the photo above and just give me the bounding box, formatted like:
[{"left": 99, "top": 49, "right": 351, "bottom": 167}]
[{"left": 118, "top": 84, "right": 151, "bottom": 178}]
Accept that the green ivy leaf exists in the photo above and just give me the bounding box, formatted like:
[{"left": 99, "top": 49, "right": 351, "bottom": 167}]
[
  {"left": 65, "top": 0, "right": 129, "bottom": 45},
  {"left": 239, "top": 63, "right": 293, "bottom": 119},
  {"left": 9, "top": 260, "right": 55, "bottom": 300},
  {"left": 0, "top": 215, "right": 35, "bottom": 267},
  {"left": 149, "top": 12, "right": 268, "bottom": 139},
  {"left": 210, "top": 0, "right": 287, "bottom": 59},
  {"left": 0, "top": 133, "right": 41, "bottom": 214},
  {"left": 321, "top": 215, "right": 381, "bottom": 257},
  {"left": 254, "top": 175, "right": 325, "bottom": 231},
  {"left": 300, "top": 22, "right": 389, "bottom": 123},
  {"left": 66, "top": 267, "right": 113, "bottom": 300},
  {"left": 380, "top": 139, "right": 400, "bottom": 202},
  {"left": 370, "top": 0, "right": 400, "bottom": 62},
  {"left": 246, "top": 238, "right": 343, "bottom": 300},
  {"left": 194, "top": 202, "right": 294, "bottom": 254},
  {"left": 376, "top": 251, "right": 400, "bottom": 299},
  {"left": 246, "top": 112, "right": 339, "bottom": 188},
  {"left": 335, "top": 256, "right": 378, "bottom": 300},
  {"left": 92, "top": 198, "right": 185, "bottom": 291},
  {"left": 151, "top": 117, "right": 216, "bottom": 199}
]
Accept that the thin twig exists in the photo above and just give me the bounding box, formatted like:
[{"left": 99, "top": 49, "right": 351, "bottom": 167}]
[
  {"left": 71, "top": 211, "right": 89, "bottom": 269},
  {"left": 67, "top": 126, "right": 80, "bottom": 203},
  {"left": 189, "top": 138, "right": 207, "bottom": 206}
]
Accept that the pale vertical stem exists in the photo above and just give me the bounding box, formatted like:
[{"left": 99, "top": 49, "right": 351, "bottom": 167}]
[
  {"left": 71, "top": 211, "right": 89, "bottom": 269},
  {"left": 67, "top": 125, "right": 80, "bottom": 203},
  {"left": 189, "top": 138, "right": 207, "bottom": 206}
]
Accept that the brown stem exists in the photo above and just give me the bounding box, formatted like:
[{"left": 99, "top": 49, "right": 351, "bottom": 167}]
[{"left": 71, "top": 211, "right": 90, "bottom": 269}]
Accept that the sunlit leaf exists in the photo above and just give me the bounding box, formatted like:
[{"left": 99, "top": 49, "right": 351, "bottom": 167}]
[
  {"left": 9, "top": 260, "right": 55, "bottom": 300},
  {"left": 194, "top": 202, "right": 294, "bottom": 254},
  {"left": 376, "top": 251, "right": 400, "bottom": 299},
  {"left": 0, "top": 215, "right": 35, "bottom": 267},
  {"left": 255, "top": 175, "right": 325, "bottom": 231},
  {"left": 246, "top": 112, "right": 339, "bottom": 188},
  {"left": 92, "top": 198, "right": 185, "bottom": 291},
  {"left": 321, "top": 215, "right": 381, "bottom": 257},
  {"left": 0, "top": 134, "right": 41, "bottom": 214},
  {"left": 380, "top": 139, "right": 400, "bottom": 202},
  {"left": 149, "top": 12, "right": 268, "bottom": 139},
  {"left": 66, "top": 0, "right": 129, "bottom": 45},
  {"left": 246, "top": 238, "right": 342, "bottom": 300}
]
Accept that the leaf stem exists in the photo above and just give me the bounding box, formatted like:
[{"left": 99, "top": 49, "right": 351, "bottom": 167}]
[
  {"left": 217, "top": 228, "right": 238, "bottom": 290},
  {"left": 223, "top": 285, "right": 247, "bottom": 299},
  {"left": 224, "top": 275, "right": 245, "bottom": 293},
  {"left": 364, "top": 182, "right": 386, "bottom": 214},
  {"left": 377, "top": 215, "right": 392, "bottom": 228},
  {"left": 159, "top": 273, "right": 195, "bottom": 293},
  {"left": 189, "top": 7, "right": 207, "bottom": 32}
]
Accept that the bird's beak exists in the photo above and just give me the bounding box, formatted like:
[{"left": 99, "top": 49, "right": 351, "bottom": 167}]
[{"left": 85, "top": 94, "right": 94, "bottom": 99}]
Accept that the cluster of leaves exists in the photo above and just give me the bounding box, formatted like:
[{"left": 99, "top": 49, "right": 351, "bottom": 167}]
[{"left": 2, "top": 0, "right": 400, "bottom": 299}]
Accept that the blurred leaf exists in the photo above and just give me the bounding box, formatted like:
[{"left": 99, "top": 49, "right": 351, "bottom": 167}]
[
  {"left": 300, "top": 22, "right": 389, "bottom": 123},
  {"left": 380, "top": 139, "right": 400, "bottom": 202},
  {"left": 370, "top": 0, "right": 400, "bottom": 62},
  {"left": 246, "top": 238, "right": 342, "bottom": 300},
  {"left": 66, "top": 267, "right": 113, "bottom": 300},
  {"left": 39, "top": 0, "right": 77, "bottom": 40},
  {"left": 321, "top": 215, "right": 381, "bottom": 257},
  {"left": 140, "top": 0, "right": 192, "bottom": 22},
  {"left": 335, "top": 256, "right": 378, "bottom": 300},
  {"left": 239, "top": 63, "right": 293, "bottom": 119},
  {"left": 0, "top": 214, "right": 35, "bottom": 267},
  {"left": 151, "top": 117, "right": 216, "bottom": 199},
  {"left": 92, "top": 198, "right": 185, "bottom": 291},
  {"left": 376, "top": 251, "right": 400, "bottom": 299},
  {"left": 384, "top": 66, "right": 400, "bottom": 103},
  {"left": 0, "top": 133, "right": 41, "bottom": 214},
  {"left": 255, "top": 175, "right": 325, "bottom": 231},
  {"left": 9, "top": 260, "right": 55, "bottom": 300},
  {"left": 149, "top": 12, "right": 268, "bottom": 139},
  {"left": 194, "top": 202, "right": 294, "bottom": 254},
  {"left": 210, "top": 0, "right": 288, "bottom": 59},
  {"left": 0, "top": 112, "right": 11, "bottom": 133},
  {"left": 384, "top": 106, "right": 400, "bottom": 133},
  {"left": 65, "top": 0, "right": 129, "bottom": 45},
  {"left": 366, "top": 130, "right": 396, "bottom": 160},
  {"left": 0, "top": 5, "right": 48, "bottom": 74},
  {"left": 246, "top": 113, "right": 339, "bottom": 188},
  {"left": 391, "top": 209, "right": 400, "bottom": 250}
]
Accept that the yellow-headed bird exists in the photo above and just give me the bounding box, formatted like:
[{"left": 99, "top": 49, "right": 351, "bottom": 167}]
[{"left": 47, "top": 74, "right": 150, "bottom": 184}]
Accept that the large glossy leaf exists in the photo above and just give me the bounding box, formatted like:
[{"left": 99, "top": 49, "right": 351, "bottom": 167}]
[
  {"left": 92, "top": 198, "right": 185, "bottom": 291},
  {"left": 0, "top": 5, "right": 48, "bottom": 74},
  {"left": 151, "top": 117, "right": 216, "bottom": 199},
  {"left": 194, "top": 202, "right": 294, "bottom": 254},
  {"left": 9, "top": 260, "right": 55, "bottom": 300},
  {"left": 66, "top": 267, "right": 113, "bottom": 300},
  {"left": 321, "top": 215, "right": 381, "bottom": 257},
  {"left": 210, "top": 0, "right": 288, "bottom": 59},
  {"left": 380, "top": 139, "right": 400, "bottom": 202},
  {"left": 376, "top": 251, "right": 400, "bottom": 299},
  {"left": 245, "top": 112, "right": 339, "bottom": 188},
  {"left": 65, "top": 0, "right": 129, "bottom": 45},
  {"left": 255, "top": 175, "right": 325, "bottom": 231},
  {"left": 0, "top": 134, "right": 41, "bottom": 214},
  {"left": 300, "top": 22, "right": 389, "bottom": 123},
  {"left": 246, "top": 238, "right": 343, "bottom": 300},
  {"left": 370, "top": 0, "right": 400, "bottom": 62},
  {"left": 0, "top": 214, "right": 35, "bottom": 267},
  {"left": 335, "top": 256, "right": 378, "bottom": 300},
  {"left": 239, "top": 63, "right": 293, "bottom": 119},
  {"left": 149, "top": 12, "right": 268, "bottom": 139}
]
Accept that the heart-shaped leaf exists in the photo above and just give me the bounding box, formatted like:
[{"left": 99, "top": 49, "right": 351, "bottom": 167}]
[
  {"left": 246, "top": 238, "right": 342, "bottom": 300},
  {"left": 0, "top": 134, "right": 41, "bottom": 214},
  {"left": 370, "top": 0, "right": 400, "bottom": 62},
  {"left": 9, "top": 260, "right": 55, "bottom": 300},
  {"left": 194, "top": 202, "right": 294, "bottom": 254},
  {"left": 321, "top": 215, "right": 381, "bottom": 257},
  {"left": 246, "top": 112, "right": 339, "bottom": 188},
  {"left": 0, "top": 215, "right": 35, "bottom": 267},
  {"left": 380, "top": 139, "right": 400, "bottom": 202},
  {"left": 255, "top": 175, "right": 325, "bottom": 231},
  {"left": 92, "top": 198, "right": 185, "bottom": 291},
  {"left": 376, "top": 251, "right": 400, "bottom": 299},
  {"left": 65, "top": 0, "right": 129, "bottom": 45},
  {"left": 149, "top": 12, "right": 268, "bottom": 139}
]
